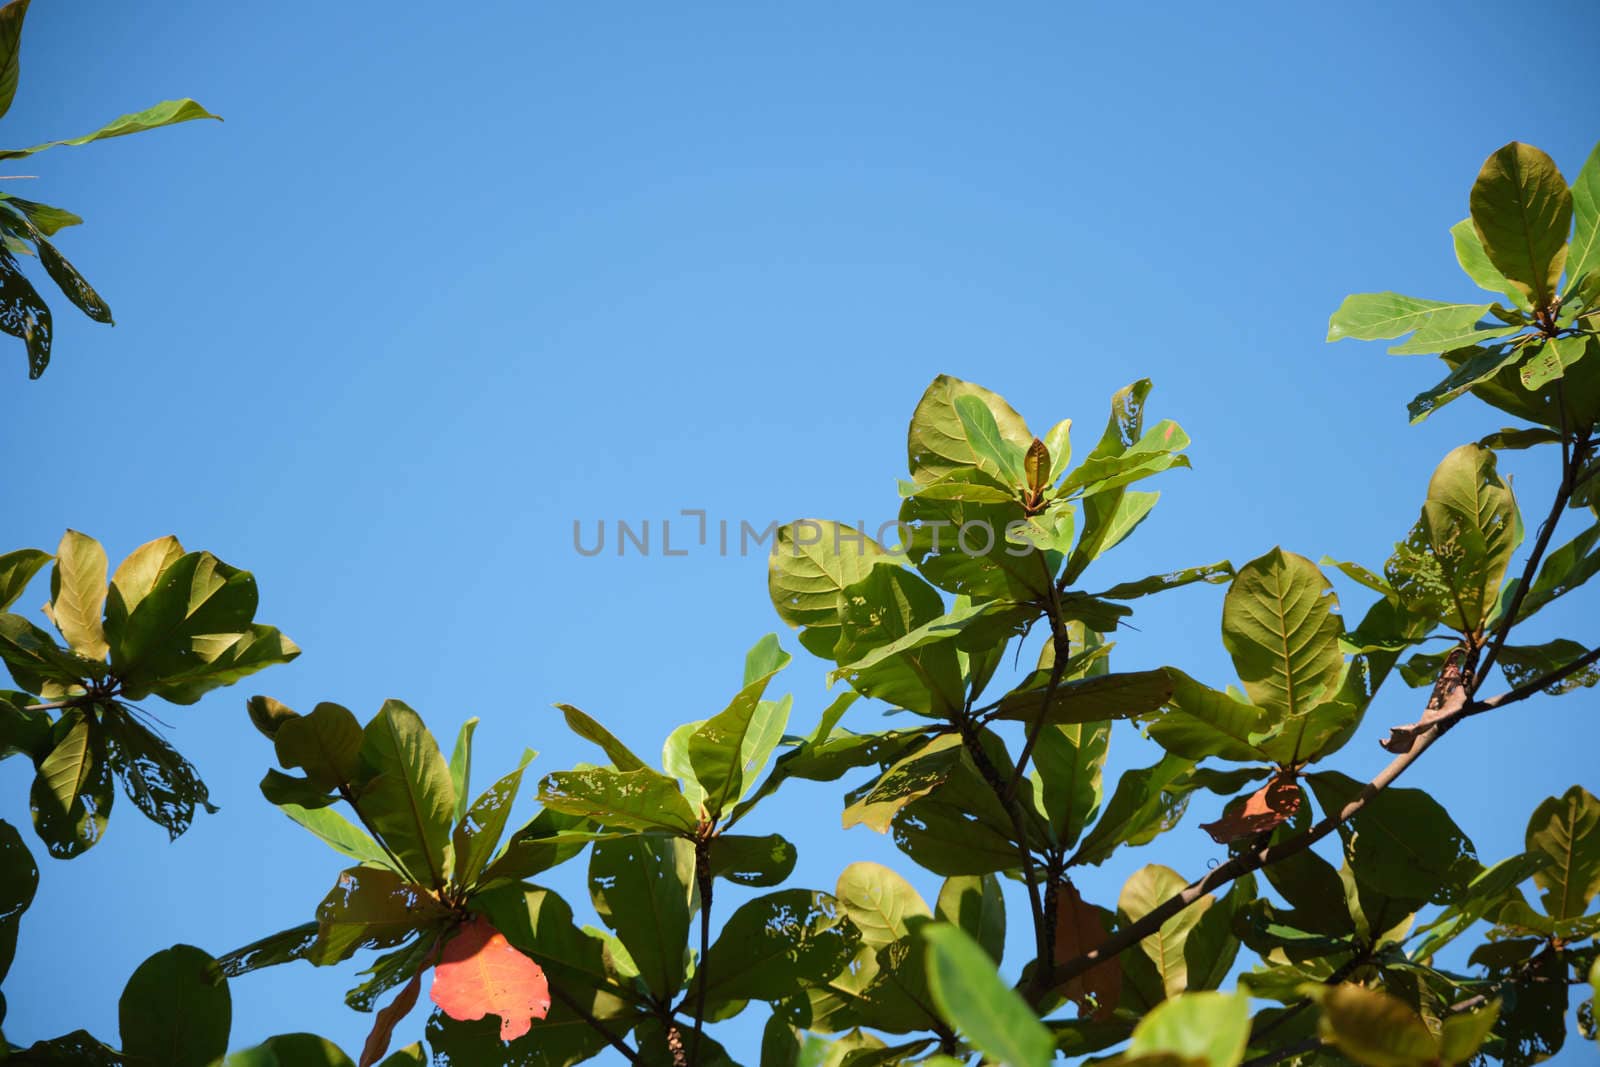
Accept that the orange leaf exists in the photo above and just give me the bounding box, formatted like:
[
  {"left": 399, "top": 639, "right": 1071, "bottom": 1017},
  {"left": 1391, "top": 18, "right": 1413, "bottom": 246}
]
[
  {"left": 1053, "top": 879, "right": 1121, "bottom": 1020},
  {"left": 1199, "top": 775, "right": 1301, "bottom": 844},
  {"left": 360, "top": 966, "right": 424, "bottom": 1067},
  {"left": 430, "top": 914, "right": 551, "bottom": 1041}
]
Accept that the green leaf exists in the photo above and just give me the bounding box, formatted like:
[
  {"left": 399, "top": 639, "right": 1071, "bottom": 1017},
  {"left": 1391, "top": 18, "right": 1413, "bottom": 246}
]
[
  {"left": 768, "top": 521, "right": 892, "bottom": 658},
  {"left": 709, "top": 832, "right": 797, "bottom": 886},
  {"left": 214, "top": 922, "right": 319, "bottom": 979},
  {"left": 29, "top": 709, "right": 112, "bottom": 857},
  {"left": 144, "top": 623, "right": 299, "bottom": 705},
  {"left": 1470, "top": 141, "right": 1573, "bottom": 309},
  {"left": 921, "top": 923, "right": 1055, "bottom": 1067},
  {"left": 0, "top": 816, "right": 36, "bottom": 984},
  {"left": 1094, "top": 561, "right": 1234, "bottom": 600},
  {"left": 1406, "top": 343, "right": 1524, "bottom": 423},
  {"left": 935, "top": 874, "right": 1005, "bottom": 965},
  {"left": 111, "top": 550, "right": 259, "bottom": 693},
  {"left": 1410, "top": 852, "right": 1550, "bottom": 962},
  {"left": 1519, "top": 333, "right": 1591, "bottom": 390},
  {"left": 689, "top": 636, "right": 792, "bottom": 816},
  {"left": 829, "top": 565, "right": 966, "bottom": 716},
  {"left": 310, "top": 866, "right": 446, "bottom": 966},
  {"left": 1031, "top": 719, "right": 1109, "bottom": 851},
  {"left": 1496, "top": 638, "right": 1600, "bottom": 695},
  {"left": 842, "top": 733, "right": 963, "bottom": 832},
  {"left": 1569, "top": 140, "right": 1600, "bottom": 293},
  {"left": 0, "top": 245, "right": 50, "bottom": 377},
  {"left": 225, "top": 1033, "right": 355, "bottom": 1067},
  {"left": 834, "top": 861, "right": 940, "bottom": 1031},
  {"left": 448, "top": 716, "right": 477, "bottom": 826},
  {"left": 1308, "top": 770, "right": 1478, "bottom": 905},
  {"left": 1386, "top": 310, "right": 1520, "bottom": 355},
  {"left": 699, "top": 889, "right": 861, "bottom": 1012},
  {"left": 1067, "top": 491, "right": 1160, "bottom": 583},
  {"left": 0, "top": 0, "right": 27, "bottom": 123},
  {"left": 475, "top": 808, "right": 610, "bottom": 887},
  {"left": 0, "top": 611, "right": 104, "bottom": 691},
  {"left": 538, "top": 766, "right": 699, "bottom": 834},
  {"left": 1125, "top": 990, "right": 1251, "bottom": 1067},
  {"left": 953, "top": 393, "right": 1025, "bottom": 483},
  {"left": 0, "top": 98, "right": 221, "bottom": 160},
  {"left": 1145, "top": 669, "right": 1270, "bottom": 763},
  {"left": 1439, "top": 1002, "right": 1499, "bottom": 1065},
  {"left": 47, "top": 530, "right": 108, "bottom": 660},
  {"left": 357, "top": 700, "right": 455, "bottom": 888},
  {"left": 119, "top": 944, "right": 231, "bottom": 1067},
  {"left": 0, "top": 546, "right": 48, "bottom": 611},
  {"left": 451, "top": 749, "right": 535, "bottom": 888},
  {"left": 1327, "top": 293, "right": 1483, "bottom": 342},
  {"left": 1520, "top": 520, "right": 1600, "bottom": 620},
  {"left": 907, "top": 375, "right": 1034, "bottom": 486},
  {"left": 1402, "top": 444, "right": 1521, "bottom": 633},
  {"left": 102, "top": 704, "right": 215, "bottom": 840},
  {"left": 1452, "top": 218, "right": 1532, "bottom": 310},
  {"left": 1118, "top": 864, "right": 1215, "bottom": 999},
  {"left": 278, "top": 802, "right": 389, "bottom": 867},
  {"left": 892, "top": 748, "right": 1034, "bottom": 877},
  {"left": 1058, "top": 420, "right": 1191, "bottom": 499},
  {"left": 554, "top": 703, "right": 647, "bottom": 771},
  {"left": 1222, "top": 548, "right": 1344, "bottom": 719},
  {"left": 22, "top": 223, "right": 113, "bottom": 324},
  {"left": 1307, "top": 983, "right": 1438, "bottom": 1067},
  {"left": 1071, "top": 752, "right": 1196, "bottom": 866},
  {"left": 588, "top": 832, "right": 694, "bottom": 1000},
  {"left": 1478, "top": 426, "right": 1562, "bottom": 451},
  {"left": 273, "top": 702, "right": 364, "bottom": 791},
  {"left": 103, "top": 536, "right": 184, "bottom": 648},
  {"left": 1524, "top": 784, "right": 1600, "bottom": 920},
  {"left": 899, "top": 489, "right": 1052, "bottom": 601},
  {"left": 994, "top": 669, "right": 1174, "bottom": 727}
]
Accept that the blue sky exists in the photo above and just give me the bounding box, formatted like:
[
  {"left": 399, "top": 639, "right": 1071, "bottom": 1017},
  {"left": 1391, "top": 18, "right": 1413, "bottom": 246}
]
[{"left": 2, "top": 1, "right": 1596, "bottom": 1061}]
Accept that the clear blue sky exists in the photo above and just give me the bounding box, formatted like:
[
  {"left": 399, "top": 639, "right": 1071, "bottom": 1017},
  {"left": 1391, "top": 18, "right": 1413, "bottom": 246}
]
[{"left": 2, "top": 1, "right": 1596, "bottom": 1061}]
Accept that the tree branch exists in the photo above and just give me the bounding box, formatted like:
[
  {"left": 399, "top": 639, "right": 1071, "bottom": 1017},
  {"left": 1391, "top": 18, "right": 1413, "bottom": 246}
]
[
  {"left": 689, "top": 835, "right": 714, "bottom": 1066},
  {"left": 548, "top": 985, "right": 639, "bottom": 1064}
]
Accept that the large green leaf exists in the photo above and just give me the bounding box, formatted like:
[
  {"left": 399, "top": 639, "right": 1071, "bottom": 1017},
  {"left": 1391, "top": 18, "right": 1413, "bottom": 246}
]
[
  {"left": 272, "top": 701, "right": 363, "bottom": 792},
  {"left": 892, "top": 750, "right": 1029, "bottom": 877},
  {"left": 451, "top": 750, "right": 535, "bottom": 887},
  {"left": 1125, "top": 990, "right": 1251, "bottom": 1067},
  {"left": 1569, "top": 140, "right": 1600, "bottom": 293},
  {"left": 143, "top": 623, "right": 299, "bottom": 705},
  {"left": 900, "top": 489, "right": 1051, "bottom": 601},
  {"left": 48, "top": 529, "right": 108, "bottom": 660},
  {"left": 1405, "top": 343, "right": 1524, "bottom": 423},
  {"left": 538, "top": 766, "right": 699, "bottom": 834},
  {"left": 834, "top": 862, "right": 940, "bottom": 1031},
  {"left": 118, "top": 944, "right": 231, "bottom": 1067},
  {"left": 1118, "top": 864, "right": 1215, "bottom": 999},
  {"left": 111, "top": 550, "right": 258, "bottom": 692},
  {"left": 995, "top": 669, "right": 1174, "bottom": 726},
  {"left": 830, "top": 565, "right": 965, "bottom": 716},
  {"left": 906, "top": 375, "right": 1033, "bottom": 485},
  {"left": 1222, "top": 548, "right": 1344, "bottom": 720},
  {"left": 102, "top": 704, "right": 215, "bottom": 840},
  {"left": 554, "top": 703, "right": 647, "bottom": 771},
  {"left": 1390, "top": 444, "right": 1521, "bottom": 634},
  {"left": 357, "top": 700, "right": 455, "bottom": 888},
  {"left": 0, "top": 611, "right": 105, "bottom": 690},
  {"left": 689, "top": 636, "right": 792, "bottom": 816},
  {"left": 1145, "top": 670, "right": 1270, "bottom": 763},
  {"left": 0, "top": 817, "right": 36, "bottom": 984},
  {"left": 225, "top": 1034, "right": 355, "bottom": 1067},
  {"left": 1071, "top": 752, "right": 1196, "bottom": 867},
  {"left": 588, "top": 833, "right": 694, "bottom": 1000},
  {"left": 1452, "top": 218, "right": 1531, "bottom": 310},
  {"left": 103, "top": 536, "right": 184, "bottom": 649},
  {"left": 1469, "top": 141, "right": 1573, "bottom": 309},
  {"left": 768, "top": 521, "right": 892, "bottom": 658},
  {"left": 953, "top": 393, "right": 1026, "bottom": 484},
  {"left": 1524, "top": 784, "right": 1600, "bottom": 920},
  {"left": 1308, "top": 771, "right": 1478, "bottom": 906},
  {"left": 29, "top": 709, "right": 113, "bottom": 857},
  {"left": 0, "top": 98, "right": 220, "bottom": 160},
  {"left": 0, "top": 546, "right": 49, "bottom": 611},
  {"left": 1058, "top": 420, "right": 1191, "bottom": 500},
  {"left": 214, "top": 922, "right": 319, "bottom": 979},
  {"left": 476, "top": 809, "right": 612, "bottom": 887},
  {"left": 1031, "top": 719, "right": 1109, "bottom": 850},
  {"left": 1307, "top": 983, "right": 1439, "bottom": 1067},
  {"left": 842, "top": 733, "right": 963, "bottom": 832},
  {"left": 0, "top": 0, "right": 26, "bottom": 122},
  {"left": 310, "top": 866, "right": 446, "bottom": 966},
  {"left": 277, "top": 802, "right": 389, "bottom": 868},
  {"left": 1327, "top": 293, "right": 1487, "bottom": 342},
  {"left": 699, "top": 890, "right": 861, "bottom": 1012},
  {"left": 447, "top": 716, "right": 476, "bottom": 826},
  {"left": 708, "top": 832, "right": 797, "bottom": 886},
  {"left": 0, "top": 244, "right": 49, "bottom": 376},
  {"left": 1386, "top": 312, "right": 1520, "bottom": 356},
  {"left": 936, "top": 875, "right": 1005, "bottom": 966},
  {"left": 922, "top": 923, "right": 1054, "bottom": 1067}
]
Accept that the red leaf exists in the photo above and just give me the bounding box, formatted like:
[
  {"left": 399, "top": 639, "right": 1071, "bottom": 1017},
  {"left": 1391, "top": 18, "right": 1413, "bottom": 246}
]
[
  {"left": 1053, "top": 879, "right": 1121, "bottom": 1020},
  {"left": 1199, "top": 775, "right": 1302, "bottom": 844},
  {"left": 430, "top": 914, "right": 551, "bottom": 1041},
  {"left": 360, "top": 966, "right": 424, "bottom": 1067}
]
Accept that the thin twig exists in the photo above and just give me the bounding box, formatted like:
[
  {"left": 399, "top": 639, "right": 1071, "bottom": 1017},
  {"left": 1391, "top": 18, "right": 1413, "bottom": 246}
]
[{"left": 549, "top": 984, "right": 639, "bottom": 1064}]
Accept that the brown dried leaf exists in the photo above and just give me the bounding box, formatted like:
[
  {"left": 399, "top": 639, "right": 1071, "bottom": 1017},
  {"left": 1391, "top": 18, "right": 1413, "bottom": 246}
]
[
  {"left": 1199, "top": 775, "right": 1302, "bottom": 844},
  {"left": 1054, "top": 879, "right": 1121, "bottom": 1020}
]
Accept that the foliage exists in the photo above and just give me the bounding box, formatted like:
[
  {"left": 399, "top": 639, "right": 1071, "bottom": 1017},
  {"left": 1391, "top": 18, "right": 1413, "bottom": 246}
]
[
  {"left": 0, "top": 0, "right": 218, "bottom": 379},
  {"left": 2, "top": 75, "right": 1599, "bottom": 1067}
]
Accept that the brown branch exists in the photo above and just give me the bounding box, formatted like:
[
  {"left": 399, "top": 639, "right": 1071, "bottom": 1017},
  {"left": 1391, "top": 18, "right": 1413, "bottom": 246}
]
[
  {"left": 689, "top": 834, "right": 714, "bottom": 1066},
  {"left": 548, "top": 985, "right": 639, "bottom": 1064},
  {"left": 1469, "top": 644, "right": 1600, "bottom": 714}
]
